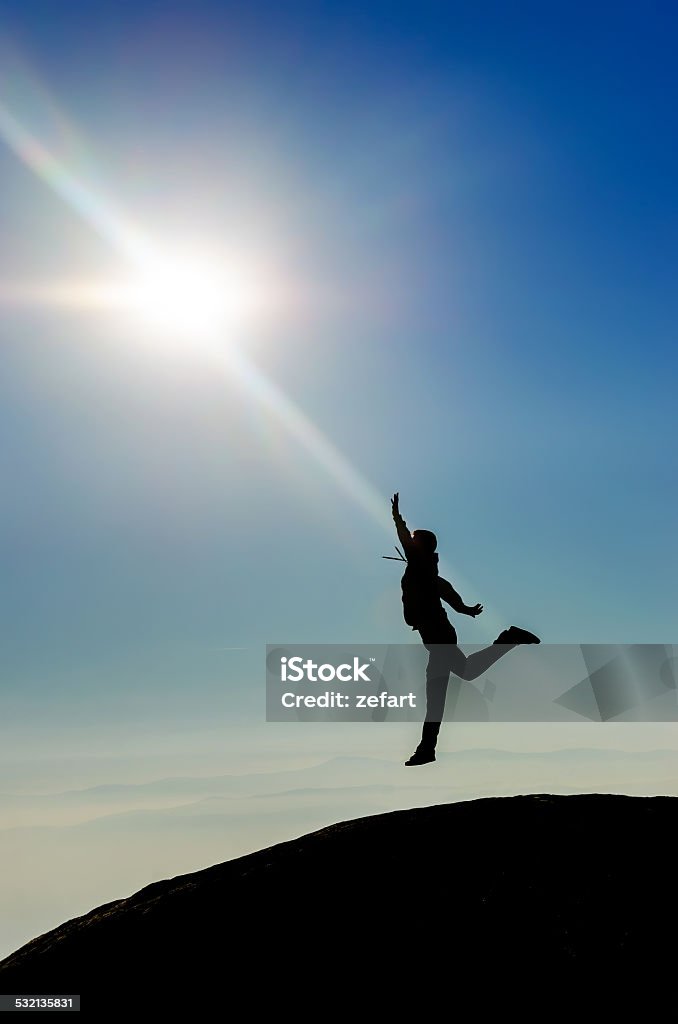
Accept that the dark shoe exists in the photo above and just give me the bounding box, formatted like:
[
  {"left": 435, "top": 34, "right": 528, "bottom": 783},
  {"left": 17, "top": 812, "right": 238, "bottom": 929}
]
[
  {"left": 405, "top": 747, "right": 436, "bottom": 766},
  {"left": 495, "top": 625, "right": 541, "bottom": 645}
]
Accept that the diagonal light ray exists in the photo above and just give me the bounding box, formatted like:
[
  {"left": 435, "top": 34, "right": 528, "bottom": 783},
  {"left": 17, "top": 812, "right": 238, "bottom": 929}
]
[
  {"left": 0, "top": 80, "right": 507, "bottom": 634},
  {"left": 0, "top": 90, "right": 397, "bottom": 530},
  {"left": 226, "top": 346, "right": 390, "bottom": 530},
  {"left": 0, "top": 101, "right": 150, "bottom": 264},
  {"left": 214, "top": 344, "right": 499, "bottom": 628},
  {"left": 0, "top": 91, "right": 390, "bottom": 527}
]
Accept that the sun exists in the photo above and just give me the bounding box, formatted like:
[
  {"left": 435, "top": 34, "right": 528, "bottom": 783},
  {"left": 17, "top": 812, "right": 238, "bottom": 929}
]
[
  {"left": 0, "top": 240, "right": 284, "bottom": 349},
  {"left": 119, "top": 247, "right": 266, "bottom": 339},
  {"left": 128, "top": 260, "right": 223, "bottom": 333}
]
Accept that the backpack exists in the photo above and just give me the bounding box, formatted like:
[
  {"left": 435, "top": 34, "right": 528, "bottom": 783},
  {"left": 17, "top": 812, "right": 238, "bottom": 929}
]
[{"left": 400, "top": 553, "right": 440, "bottom": 628}]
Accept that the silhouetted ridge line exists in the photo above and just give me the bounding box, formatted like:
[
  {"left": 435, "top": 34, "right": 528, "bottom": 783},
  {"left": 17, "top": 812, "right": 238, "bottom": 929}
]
[{"left": 1, "top": 794, "right": 677, "bottom": 1010}]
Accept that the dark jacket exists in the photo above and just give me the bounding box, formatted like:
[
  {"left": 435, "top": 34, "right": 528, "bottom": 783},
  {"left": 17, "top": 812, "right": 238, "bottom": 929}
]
[
  {"left": 393, "top": 506, "right": 467, "bottom": 631},
  {"left": 401, "top": 551, "right": 438, "bottom": 627}
]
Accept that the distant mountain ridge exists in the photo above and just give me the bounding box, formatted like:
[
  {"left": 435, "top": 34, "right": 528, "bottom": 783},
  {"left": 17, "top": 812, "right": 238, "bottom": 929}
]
[{"left": 4, "top": 747, "right": 678, "bottom": 802}]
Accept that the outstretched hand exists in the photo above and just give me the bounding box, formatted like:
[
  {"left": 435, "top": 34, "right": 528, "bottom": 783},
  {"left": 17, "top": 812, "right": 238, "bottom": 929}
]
[
  {"left": 391, "top": 492, "right": 399, "bottom": 513},
  {"left": 469, "top": 603, "right": 484, "bottom": 617}
]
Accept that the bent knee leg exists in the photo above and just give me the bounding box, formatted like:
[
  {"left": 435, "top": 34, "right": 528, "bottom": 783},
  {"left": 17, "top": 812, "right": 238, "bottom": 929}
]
[{"left": 446, "top": 647, "right": 469, "bottom": 680}]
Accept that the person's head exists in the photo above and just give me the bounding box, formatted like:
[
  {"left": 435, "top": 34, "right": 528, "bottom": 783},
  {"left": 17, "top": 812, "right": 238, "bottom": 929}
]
[{"left": 411, "top": 529, "right": 437, "bottom": 554}]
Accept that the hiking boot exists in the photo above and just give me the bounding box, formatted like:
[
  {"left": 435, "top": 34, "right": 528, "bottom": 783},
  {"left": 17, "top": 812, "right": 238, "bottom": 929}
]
[
  {"left": 495, "top": 626, "right": 541, "bottom": 645},
  {"left": 405, "top": 747, "right": 436, "bottom": 766}
]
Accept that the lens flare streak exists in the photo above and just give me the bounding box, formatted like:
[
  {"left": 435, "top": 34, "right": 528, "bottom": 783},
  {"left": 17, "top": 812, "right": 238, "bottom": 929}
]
[{"left": 0, "top": 64, "right": 502, "bottom": 632}]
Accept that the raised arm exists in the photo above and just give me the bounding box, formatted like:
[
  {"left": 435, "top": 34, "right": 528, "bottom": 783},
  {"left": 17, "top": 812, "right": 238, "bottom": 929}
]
[
  {"left": 391, "top": 492, "right": 415, "bottom": 557},
  {"left": 438, "top": 576, "right": 483, "bottom": 617}
]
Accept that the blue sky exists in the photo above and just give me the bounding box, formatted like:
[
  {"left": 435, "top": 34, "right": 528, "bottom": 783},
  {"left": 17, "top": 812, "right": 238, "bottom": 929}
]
[{"left": 0, "top": 0, "right": 677, "bottom": 755}]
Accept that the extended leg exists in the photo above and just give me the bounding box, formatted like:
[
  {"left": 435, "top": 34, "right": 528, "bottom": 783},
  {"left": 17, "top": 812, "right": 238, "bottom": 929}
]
[
  {"left": 432, "top": 624, "right": 540, "bottom": 682},
  {"left": 405, "top": 628, "right": 540, "bottom": 765},
  {"left": 457, "top": 641, "right": 516, "bottom": 680}
]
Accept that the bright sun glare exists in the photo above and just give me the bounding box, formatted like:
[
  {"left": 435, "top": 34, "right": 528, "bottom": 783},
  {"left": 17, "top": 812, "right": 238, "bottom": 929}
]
[
  {"left": 0, "top": 243, "right": 281, "bottom": 350},
  {"left": 119, "top": 249, "right": 266, "bottom": 338}
]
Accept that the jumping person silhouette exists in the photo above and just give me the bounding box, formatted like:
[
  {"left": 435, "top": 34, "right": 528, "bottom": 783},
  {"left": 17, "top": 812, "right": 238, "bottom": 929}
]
[{"left": 390, "top": 493, "right": 540, "bottom": 765}]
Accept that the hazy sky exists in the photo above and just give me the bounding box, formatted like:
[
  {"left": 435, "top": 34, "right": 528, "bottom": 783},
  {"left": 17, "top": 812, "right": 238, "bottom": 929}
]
[{"left": 0, "top": 1, "right": 677, "bottom": 757}]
